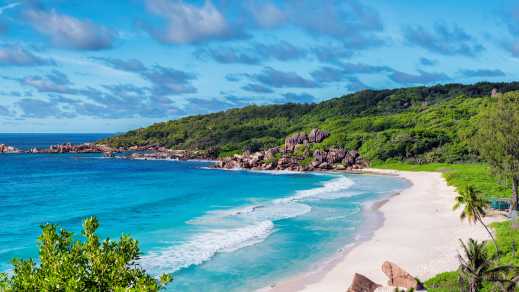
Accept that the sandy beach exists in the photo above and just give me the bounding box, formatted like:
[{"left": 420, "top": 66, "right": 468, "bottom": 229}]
[{"left": 265, "top": 169, "right": 502, "bottom": 291}]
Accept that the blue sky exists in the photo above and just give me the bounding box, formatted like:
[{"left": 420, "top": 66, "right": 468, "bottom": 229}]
[{"left": 0, "top": 0, "right": 518, "bottom": 133}]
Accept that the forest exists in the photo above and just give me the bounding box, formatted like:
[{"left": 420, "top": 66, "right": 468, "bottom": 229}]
[{"left": 102, "top": 82, "right": 519, "bottom": 163}]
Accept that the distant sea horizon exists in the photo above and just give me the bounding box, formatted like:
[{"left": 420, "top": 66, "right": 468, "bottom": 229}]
[{"left": 0, "top": 133, "right": 409, "bottom": 291}]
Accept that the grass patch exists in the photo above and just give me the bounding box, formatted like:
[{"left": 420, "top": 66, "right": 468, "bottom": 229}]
[
  {"left": 371, "top": 162, "right": 511, "bottom": 200},
  {"left": 489, "top": 221, "right": 519, "bottom": 266},
  {"left": 424, "top": 271, "right": 460, "bottom": 292}
]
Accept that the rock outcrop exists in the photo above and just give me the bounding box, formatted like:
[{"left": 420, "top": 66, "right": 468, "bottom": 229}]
[
  {"left": 123, "top": 149, "right": 210, "bottom": 161},
  {"left": 347, "top": 273, "right": 381, "bottom": 292},
  {"left": 382, "top": 261, "right": 423, "bottom": 290},
  {"left": 215, "top": 128, "right": 366, "bottom": 172},
  {"left": 0, "top": 144, "right": 21, "bottom": 153},
  {"left": 27, "top": 143, "right": 118, "bottom": 154},
  {"left": 308, "top": 128, "right": 330, "bottom": 143},
  {"left": 284, "top": 132, "right": 308, "bottom": 152}
]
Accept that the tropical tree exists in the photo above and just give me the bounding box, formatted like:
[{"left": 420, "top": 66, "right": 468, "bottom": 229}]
[
  {"left": 496, "top": 274, "right": 519, "bottom": 292},
  {"left": 453, "top": 185, "right": 499, "bottom": 253},
  {"left": 0, "top": 217, "right": 172, "bottom": 291},
  {"left": 457, "top": 239, "right": 517, "bottom": 292},
  {"left": 475, "top": 91, "right": 519, "bottom": 226}
]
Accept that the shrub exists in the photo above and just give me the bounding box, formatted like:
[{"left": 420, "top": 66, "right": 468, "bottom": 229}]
[
  {"left": 0, "top": 217, "right": 171, "bottom": 291},
  {"left": 424, "top": 271, "right": 461, "bottom": 292}
]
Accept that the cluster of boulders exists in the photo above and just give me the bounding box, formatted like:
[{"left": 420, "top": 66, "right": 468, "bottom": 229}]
[
  {"left": 0, "top": 144, "right": 21, "bottom": 153},
  {"left": 215, "top": 128, "right": 366, "bottom": 171},
  {"left": 126, "top": 145, "right": 165, "bottom": 152},
  {"left": 27, "top": 143, "right": 118, "bottom": 154},
  {"left": 311, "top": 148, "right": 364, "bottom": 170},
  {"left": 347, "top": 261, "right": 424, "bottom": 292},
  {"left": 122, "top": 149, "right": 210, "bottom": 161},
  {"left": 284, "top": 128, "right": 330, "bottom": 152},
  {"left": 0, "top": 142, "right": 130, "bottom": 155}
]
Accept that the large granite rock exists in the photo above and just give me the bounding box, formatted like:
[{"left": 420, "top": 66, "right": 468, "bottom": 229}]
[
  {"left": 326, "top": 148, "right": 346, "bottom": 164},
  {"left": 347, "top": 273, "right": 381, "bottom": 292},
  {"left": 313, "top": 149, "right": 327, "bottom": 163},
  {"left": 308, "top": 128, "right": 330, "bottom": 143},
  {"left": 264, "top": 147, "right": 280, "bottom": 161},
  {"left": 382, "top": 261, "right": 423, "bottom": 290},
  {"left": 284, "top": 132, "right": 308, "bottom": 152}
]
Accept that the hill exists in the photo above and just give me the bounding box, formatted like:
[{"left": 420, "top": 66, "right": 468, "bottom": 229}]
[{"left": 102, "top": 82, "right": 519, "bottom": 163}]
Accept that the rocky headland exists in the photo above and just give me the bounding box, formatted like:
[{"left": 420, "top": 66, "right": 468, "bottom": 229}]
[
  {"left": 1, "top": 129, "right": 366, "bottom": 171},
  {"left": 122, "top": 149, "right": 212, "bottom": 160},
  {"left": 28, "top": 143, "right": 118, "bottom": 154},
  {"left": 0, "top": 143, "right": 122, "bottom": 155},
  {"left": 0, "top": 144, "right": 22, "bottom": 153},
  {"left": 0, "top": 141, "right": 213, "bottom": 160},
  {"left": 215, "top": 128, "right": 366, "bottom": 171}
]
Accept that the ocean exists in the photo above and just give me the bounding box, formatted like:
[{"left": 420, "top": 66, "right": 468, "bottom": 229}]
[{"left": 0, "top": 133, "right": 409, "bottom": 291}]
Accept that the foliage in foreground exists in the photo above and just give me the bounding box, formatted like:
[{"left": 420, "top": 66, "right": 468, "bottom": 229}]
[
  {"left": 458, "top": 239, "right": 517, "bottom": 292},
  {"left": 425, "top": 228, "right": 519, "bottom": 292},
  {"left": 424, "top": 271, "right": 461, "bottom": 292},
  {"left": 0, "top": 217, "right": 171, "bottom": 291}
]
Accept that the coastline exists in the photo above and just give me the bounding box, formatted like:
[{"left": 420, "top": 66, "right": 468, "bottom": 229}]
[{"left": 261, "top": 168, "right": 504, "bottom": 291}]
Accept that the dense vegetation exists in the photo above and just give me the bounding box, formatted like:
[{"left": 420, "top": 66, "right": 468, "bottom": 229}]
[
  {"left": 103, "top": 82, "right": 519, "bottom": 162},
  {"left": 0, "top": 217, "right": 171, "bottom": 291}
]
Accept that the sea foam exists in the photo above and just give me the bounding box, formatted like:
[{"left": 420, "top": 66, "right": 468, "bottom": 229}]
[
  {"left": 140, "top": 221, "right": 274, "bottom": 273},
  {"left": 142, "top": 175, "right": 356, "bottom": 273},
  {"left": 275, "top": 175, "right": 355, "bottom": 203}
]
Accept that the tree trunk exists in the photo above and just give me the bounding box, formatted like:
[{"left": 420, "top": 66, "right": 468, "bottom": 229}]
[
  {"left": 477, "top": 214, "right": 499, "bottom": 254},
  {"left": 469, "top": 280, "right": 478, "bottom": 292},
  {"left": 512, "top": 177, "right": 518, "bottom": 230},
  {"left": 512, "top": 177, "right": 518, "bottom": 211}
]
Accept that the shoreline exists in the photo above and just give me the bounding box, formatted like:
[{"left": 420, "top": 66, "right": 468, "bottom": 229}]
[
  {"left": 261, "top": 168, "right": 504, "bottom": 292},
  {"left": 258, "top": 178, "right": 401, "bottom": 292}
]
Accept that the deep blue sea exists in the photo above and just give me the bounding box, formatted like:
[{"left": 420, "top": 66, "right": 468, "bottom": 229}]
[{"left": 0, "top": 133, "right": 409, "bottom": 291}]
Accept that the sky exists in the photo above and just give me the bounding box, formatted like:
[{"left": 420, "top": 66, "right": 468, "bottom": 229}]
[{"left": 0, "top": 0, "right": 518, "bottom": 133}]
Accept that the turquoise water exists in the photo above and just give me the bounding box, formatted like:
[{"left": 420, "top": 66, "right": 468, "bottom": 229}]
[{"left": 0, "top": 134, "right": 409, "bottom": 291}]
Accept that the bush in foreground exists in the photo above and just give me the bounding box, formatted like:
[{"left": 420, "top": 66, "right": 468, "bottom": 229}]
[{"left": 0, "top": 217, "right": 171, "bottom": 291}]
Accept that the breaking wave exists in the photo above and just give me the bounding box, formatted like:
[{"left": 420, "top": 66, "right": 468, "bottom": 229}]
[
  {"left": 140, "top": 221, "right": 274, "bottom": 273},
  {"left": 274, "top": 176, "right": 355, "bottom": 203},
  {"left": 142, "top": 175, "right": 356, "bottom": 274}
]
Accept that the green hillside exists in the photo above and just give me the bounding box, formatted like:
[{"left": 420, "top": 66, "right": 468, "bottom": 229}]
[{"left": 102, "top": 82, "right": 519, "bottom": 162}]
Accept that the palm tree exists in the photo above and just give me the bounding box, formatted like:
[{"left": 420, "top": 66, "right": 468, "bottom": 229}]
[
  {"left": 458, "top": 239, "right": 517, "bottom": 292},
  {"left": 496, "top": 274, "right": 519, "bottom": 292},
  {"left": 453, "top": 185, "right": 499, "bottom": 253}
]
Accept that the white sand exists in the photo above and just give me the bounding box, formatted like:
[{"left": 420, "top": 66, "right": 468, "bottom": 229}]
[{"left": 265, "top": 169, "right": 502, "bottom": 292}]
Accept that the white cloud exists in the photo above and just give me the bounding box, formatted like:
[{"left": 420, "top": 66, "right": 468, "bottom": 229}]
[
  {"left": 25, "top": 8, "right": 115, "bottom": 50},
  {"left": 144, "top": 0, "right": 237, "bottom": 44},
  {"left": 0, "top": 45, "right": 55, "bottom": 66},
  {"left": 247, "top": 2, "right": 285, "bottom": 29}
]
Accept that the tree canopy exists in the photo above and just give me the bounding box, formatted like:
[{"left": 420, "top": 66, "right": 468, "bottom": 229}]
[{"left": 475, "top": 91, "right": 519, "bottom": 212}]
